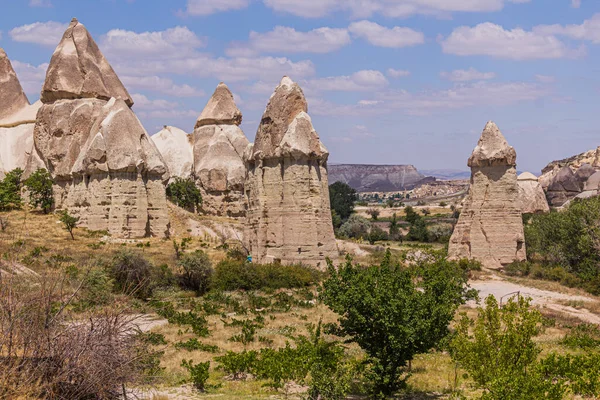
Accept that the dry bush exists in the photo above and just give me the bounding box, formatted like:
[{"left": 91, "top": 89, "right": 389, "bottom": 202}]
[{"left": 0, "top": 271, "right": 151, "bottom": 399}]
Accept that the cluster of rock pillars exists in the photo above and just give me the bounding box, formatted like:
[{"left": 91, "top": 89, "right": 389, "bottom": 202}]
[{"left": 0, "top": 18, "right": 590, "bottom": 269}]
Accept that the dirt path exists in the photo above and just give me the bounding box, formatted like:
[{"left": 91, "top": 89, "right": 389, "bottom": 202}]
[{"left": 470, "top": 277, "right": 600, "bottom": 324}]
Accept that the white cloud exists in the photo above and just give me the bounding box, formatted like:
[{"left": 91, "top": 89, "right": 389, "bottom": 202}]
[
  {"left": 120, "top": 75, "right": 204, "bottom": 97},
  {"left": 440, "top": 68, "right": 496, "bottom": 82},
  {"left": 262, "top": 0, "right": 530, "bottom": 19},
  {"left": 348, "top": 20, "right": 424, "bottom": 48},
  {"left": 306, "top": 70, "right": 388, "bottom": 92},
  {"left": 11, "top": 61, "right": 48, "bottom": 97},
  {"left": 101, "top": 26, "right": 204, "bottom": 59},
  {"left": 29, "top": 0, "right": 52, "bottom": 7},
  {"left": 226, "top": 26, "right": 351, "bottom": 56},
  {"left": 534, "top": 13, "right": 600, "bottom": 44},
  {"left": 535, "top": 74, "right": 556, "bottom": 83},
  {"left": 387, "top": 68, "right": 410, "bottom": 78},
  {"left": 9, "top": 21, "right": 67, "bottom": 47},
  {"left": 572, "top": 0, "right": 581, "bottom": 8},
  {"left": 182, "top": 0, "right": 250, "bottom": 16},
  {"left": 441, "top": 22, "right": 584, "bottom": 60},
  {"left": 132, "top": 93, "right": 198, "bottom": 120},
  {"left": 309, "top": 80, "right": 549, "bottom": 117}
]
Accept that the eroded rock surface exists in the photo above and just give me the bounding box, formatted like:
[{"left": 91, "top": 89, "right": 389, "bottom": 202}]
[
  {"left": 518, "top": 172, "right": 550, "bottom": 214},
  {"left": 192, "top": 83, "right": 249, "bottom": 217},
  {"left": 0, "top": 49, "right": 40, "bottom": 179},
  {"left": 244, "top": 76, "right": 337, "bottom": 268},
  {"left": 449, "top": 121, "right": 526, "bottom": 269},
  {"left": 41, "top": 18, "right": 133, "bottom": 106},
  {"left": 152, "top": 126, "right": 194, "bottom": 181},
  {"left": 27, "top": 19, "right": 169, "bottom": 238}
]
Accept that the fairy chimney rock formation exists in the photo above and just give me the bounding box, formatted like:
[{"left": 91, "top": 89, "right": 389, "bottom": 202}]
[
  {"left": 151, "top": 126, "right": 194, "bottom": 181},
  {"left": 0, "top": 49, "right": 40, "bottom": 179},
  {"left": 244, "top": 76, "right": 337, "bottom": 267},
  {"left": 41, "top": 18, "right": 133, "bottom": 106},
  {"left": 27, "top": 19, "right": 169, "bottom": 238},
  {"left": 448, "top": 121, "right": 526, "bottom": 269},
  {"left": 192, "top": 83, "right": 249, "bottom": 217},
  {"left": 518, "top": 172, "right": 550, "bottom": 214}
]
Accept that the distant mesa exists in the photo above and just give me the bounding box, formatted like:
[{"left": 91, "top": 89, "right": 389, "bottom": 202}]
[{"left": 328, "top": 164, "right": 431, "bottom": 192}]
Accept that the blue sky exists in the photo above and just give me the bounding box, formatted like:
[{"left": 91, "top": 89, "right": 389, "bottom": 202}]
[{"left": 1, "top": 0, "right": 599, "bottom": 173}]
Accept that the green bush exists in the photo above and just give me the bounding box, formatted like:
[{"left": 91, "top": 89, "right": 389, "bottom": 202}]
[
  {"left": 561, "top": 323, "right": 600, "bottom": 349},
  {"left": 109, "top": 250, "right": 155, "bottom": 299},
  {"left": 74, "top": 268, "right": 114, "bottom": 310},
  {"left": 321, "top": 251, "right": 473, "bottom": 398},
  {"left": 337, "top": 214, "right": 371, "bottom": 240},
  {"left": 24, "top": 168, "right": 54, "bottom": 214},
  {"left": 178, "top": 250, "right": 213, "bottom": 294},
  {"left": 450, "top": 295, "right": 566, "bottom": 399},
  {"left": 214, "top": 259, "right": 321, "bottom": 291},
  {"left": 539, "top": 353, "right": 600, "bottom": 397},
  {"left": 0, "top": 168, "right": 23, "bottom": 211},
  {"left": 175, "top": 338, "right": 219, "bottom": 353},
  {"left": 215, "top": 350, "right": 259, "bottom": 380},
  {"left": 166, "top": 177, "right": 202, "bottom": 212},
  {"left": 367, "top": 225, "right": 389, "bottom": 244},
  {"left": 525, "top": 197, "right": 600, "bottom": 293},
  {"left": 329, "top": 181, "right": 357, "bottom": 221},
  {"left": 406, "top": 217, "right": 429, "bottom": 242},
  {"left": 181, "top": 359, "right": 210, "bottom": 391},
  {"left": 59, "top": 210, "right": 79, "bottom": 240}
]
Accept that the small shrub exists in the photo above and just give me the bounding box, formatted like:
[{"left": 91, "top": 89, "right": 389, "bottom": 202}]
[
  {"left": 173, "top": 237, "right": 192, "bottom": 259},
  {"left": 216, "top": 350, "right": 259, "bottom": 380},
  {"left": 338, "top": 214, "right": 371, "bottom": 240},
  {"left": 175, "top": 338, "right": 219, "bottom": 353},
  {"left": 561, "top": 323, "right": 600, "bottom": 349},
  {"left": 181, "top": 359, "right": 210, "bottom": 391},
  {"left": 74, "top": 268, "right": 114, "bottom": 310},
  {"left": 59, "top": 210, "right": 79, "bottom": 240},
  {"left": 214, "top": 259, "right": 321, "bottom": 291},
  {"left": 178, "top": 250, "right": 212, "bottom": 294},
  {"left": 24, "top": 168, "right": 54, "bottom": 214},
  {"left": 367, "top": 226, "right": 389, "bottom": 245},
  {"left": 166, "top": 178, "right": 202, "bottom": 212},
  {"left": 0, "top": 168, "right": 23, "bottom": 211},
  {"left": 110, "top": 250, "right": 155, "bottom": 299},
  {"left": 368, "top": 208, "right": 380, "bottom": 221}
]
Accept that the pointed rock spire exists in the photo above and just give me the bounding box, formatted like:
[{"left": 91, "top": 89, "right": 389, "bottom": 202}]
[
  {"left": 468, "top": 121, "right": 516, "bottom": 168},
  {"left": 251, "top": 76, "right": 314, "bottom": 160},
  {"left": 195, "top": 82, "right": 242, "bottom": 129},
  {"left": 0, "top": 48, "right": 31, "bottom": 123},
  {"left": 41, "top": 18, "right": 133, "bottom": 106}
]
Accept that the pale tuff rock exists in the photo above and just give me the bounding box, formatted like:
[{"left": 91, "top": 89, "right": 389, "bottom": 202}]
[
  {"left": 194, "top": 82, "right": 242, "bottom": 128},
  {"left": 449, "top": 121, "right": 526, "bottom": 269},
  {"left": 28, "top": 20, "right": 169, "bottom": 238},
  {"left": 192, "top": 83, "right": 249, "bottom": 217},
  {"left": 151, "top": 126, "right": 194, "bottom": 181},
  {"left": 517, "top": 172, "right": 550, "bottom": 214},
  {"left": 244, "top": 76, "right": 337, "bottom": 268},
  {"left": 41, "top": 18, "right": 133, "bottom": 107},
  {"left": 0, "top": 48, "right": 30, "bottom": 123},
  {"left": 0, "top": 49, "right": 40, "bottom": 178}
]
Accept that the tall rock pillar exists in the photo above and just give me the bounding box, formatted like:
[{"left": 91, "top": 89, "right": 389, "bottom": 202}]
[
  {"left": 448, "top": 121, "right": 526, "bottom": 268},
  {"left": 244, "top": 77, "right": 337, "bottom": 268}
]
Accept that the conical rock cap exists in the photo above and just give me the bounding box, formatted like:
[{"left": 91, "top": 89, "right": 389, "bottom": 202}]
[
  {"left": 0, "top": 48, "right": 31, "bottom": 123},
  {"left": 195, "top": 82, "right": 242, "bottom": 129},
  {"left": 468, "top": 121, "right": 517, "bottom": 168},
  {"left": 41, "top": 18, "right": 133, "bottom": 106}
]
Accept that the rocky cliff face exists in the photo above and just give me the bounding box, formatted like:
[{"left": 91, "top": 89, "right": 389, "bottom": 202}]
[
  {"left": 0, "top": 48, "right": 40, "bottom": 179},
  {"left": 26, "top": 18, "right": 170, "bottom": 238},
  {"left": 244, "top": 76, "right": 337, "bottom": 268},
  {"left": 449, "top": 121, "right": 526, "bottom": 269},
  {"left": 328, "top": 164, "right": 426, "bottom": 192},
  {"left": 151, "top": 126, "right": 194, "bottom": 182}
]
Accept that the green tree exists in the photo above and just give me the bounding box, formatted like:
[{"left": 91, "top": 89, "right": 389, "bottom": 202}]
[
  {"left": 450, "top": 295, "right": 566, "bottom": 399},
  {"left": 404, "top": 206, "right": 419, "bottom": 224},
  {"left": 406, "top": 217, "right": 429, "bottom": 242},
  {"left": 368, "top": 208, "right": 380, "bottom": 221},
  {"left": 321, "top": 251, "right": 473, "bottom": 398},
  {"left": 331, "top": 209, "right": 343, "bottom": 229},
  {"left": 59, "top": 210, "right": 79, "bottom": 240},
  {"left": 166, "top": 177, "right": 202, "bottom": 212},
  {"left": 329, "top": 181, "right": 357, "bottom": 221},
  {"left": 178, "top": 250, "right": 213, "bottom": 295},
  {"left": 388, "top": 213, "right": 402, "bottom": 241},
  {"left": 24, "top": 168, "right": 54, "bottom": 214},
  {"left": 367, "top": 225, "right": 389, "bottom": 245},
  {"left": 337, "top": 214, "right": 371, "bottom": 240},
  {"left": 0, "top": 168, "right": 24, "bottom": 211}
]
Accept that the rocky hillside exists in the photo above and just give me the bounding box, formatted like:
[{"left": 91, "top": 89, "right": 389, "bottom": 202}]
[{"left": 328, "top": 164, "right": 430, "bottom": 192}]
